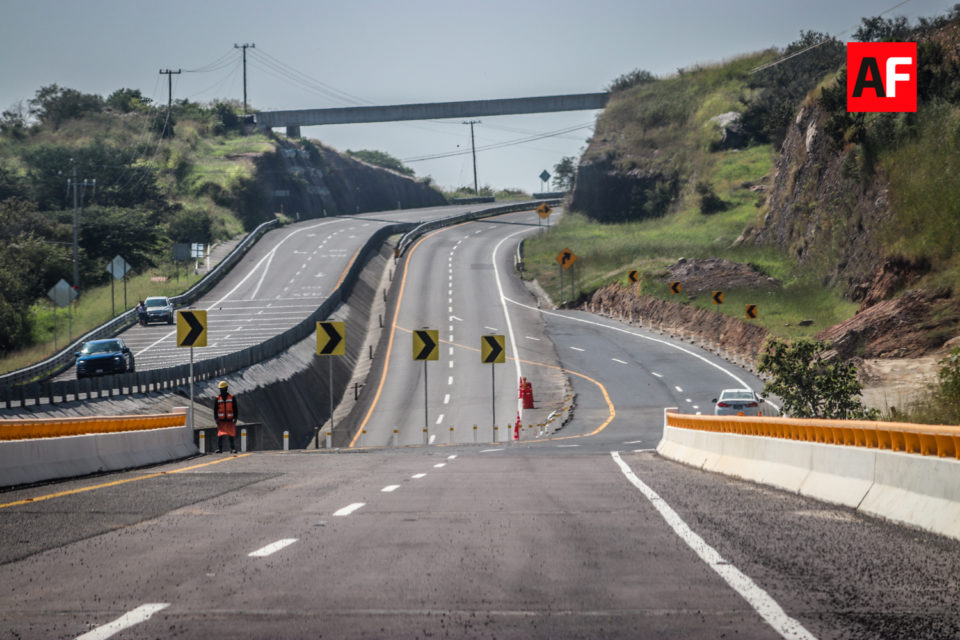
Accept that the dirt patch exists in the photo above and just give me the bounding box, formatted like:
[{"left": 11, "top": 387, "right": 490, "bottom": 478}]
[
  {"left": 667, "top": 257, "right": 778, "bottom": 294},
  {"left": 858, "top": 357, "right": 939, "bottom": 413}
]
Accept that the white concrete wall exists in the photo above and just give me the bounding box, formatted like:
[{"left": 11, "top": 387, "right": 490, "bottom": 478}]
[
  {"left": 657, "top": 425, "right": 960, "bottom": 541},
  {"left": 0, "top": 426, "right": 198, "bottom": 487}
]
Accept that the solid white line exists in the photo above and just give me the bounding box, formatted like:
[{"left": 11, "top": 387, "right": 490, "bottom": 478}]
[
  {"left": 248, "top": 538, "right": 299, "bottom": 557},
  {"left": 76, "top": 603, "right": 169, "bottom": 640},
  {"left": 504, "top": 297, "right": 779, "bottom": 411},
  {"left": 612, "top": 358, "right": 628, "bottom": 364},
  {"left": 333, "top": 503, "right": 365, "bottom": 517},
  {"left": 492, "top": 227, "right": 531, "bottom": 418},
  {"left": 382, "top": 485, "right": 400, "bottom": 493},
  {"left": 609, "top": 452, "right": 814, "bottom": 639},
  {"left": 412, "top": 473, "right": 427, "bottom": 479}
]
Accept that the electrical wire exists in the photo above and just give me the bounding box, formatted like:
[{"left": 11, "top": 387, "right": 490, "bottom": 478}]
[
  {"left": 402, "top": 123, "right": 594, "bottom": 163},
  {"left": 750, "top": 0, "right": 917, "bottom": 73},
  {"left": 183, "top": 49, "right": 237, "bottom": 74}
]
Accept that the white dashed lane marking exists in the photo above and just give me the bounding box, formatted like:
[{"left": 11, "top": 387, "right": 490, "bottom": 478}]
[
  {"left": 412, "top": 473, "right": 427, "bottom": 479},
  {"left": 333, "top": 503, "right": 365, "bottom": 517},
  {"left": 612, "top": 358, "right": 628, "bottom": 364},
  {"left": 75, "top": 604, "right": 170, "bottom": 640},
  {"left": 382, "top": 485, "right": 400, "bottom": 493},
  {"left": 248, "top": 538, "right": 299, "bottom": 557}
]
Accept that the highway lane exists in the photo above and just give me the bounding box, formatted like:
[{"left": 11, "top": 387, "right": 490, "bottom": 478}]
[
  {"left": 356, "top": 208, "right": 563, "bottom": 447},
  {"left": 54, "top": 203, "right": 505, "bottom": 381}
]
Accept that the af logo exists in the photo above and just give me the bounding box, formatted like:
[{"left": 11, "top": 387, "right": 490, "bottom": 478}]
[{"left": 847, "top": 42, "right": 917, "bottom": 113}]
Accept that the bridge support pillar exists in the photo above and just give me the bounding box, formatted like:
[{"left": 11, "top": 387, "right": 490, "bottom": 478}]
[{"left": 286, "top": 125, "right": 301, "bottom": 138}]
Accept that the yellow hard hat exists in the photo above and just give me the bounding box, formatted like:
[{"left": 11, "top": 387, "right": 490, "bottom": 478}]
[{"left": 218, "top": 380, "right": 228, "bottom": 389}]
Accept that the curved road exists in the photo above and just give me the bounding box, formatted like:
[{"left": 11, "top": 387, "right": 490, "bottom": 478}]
[{"left": 3, "top": 206, "right": 959, "bottom": 638}]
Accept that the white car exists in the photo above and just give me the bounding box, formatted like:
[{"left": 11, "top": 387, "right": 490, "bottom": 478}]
[
  {"left": 712, "top": 389, "right": 763, "bottom": 416},
  {"left": 144, "top": 296, "right": 174, "bottom": 324}
]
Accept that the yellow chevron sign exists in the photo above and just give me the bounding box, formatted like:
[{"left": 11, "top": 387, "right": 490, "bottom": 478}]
[{"left": 481, "top": 334, "right": 505, "bottom": 364}]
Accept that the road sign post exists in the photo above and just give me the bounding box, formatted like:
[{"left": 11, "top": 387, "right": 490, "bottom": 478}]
[
  {"left": 177, "top": 310, "right": 208, "bottom": 431},
  {"left": 670, "top": 281, "right": 682, "bottom": 336},
  {"left": 413, "top": 329, "right": 439, "bottom": 439},
  {"left": 555, "top": 248, "right": 577, "bottom": 306},
  {"left": 106, "top": 255, "right": 131, "bottom": 318},
  {"left": 482, "top": 334, "right": 506, "bottom": 441},
  {"left": 712, "top": 291, "right": 724, "bottom": 348},
  {"left": 317, "top": 321, "right": 346, "bottom": 444}
]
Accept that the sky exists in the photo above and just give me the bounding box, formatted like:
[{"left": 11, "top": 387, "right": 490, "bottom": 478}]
[{"left": 1, "top": 0, "right": 955, "bottom": 192}]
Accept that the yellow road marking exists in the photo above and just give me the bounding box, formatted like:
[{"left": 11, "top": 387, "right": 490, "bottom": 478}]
[{"left": 0, "top": 453, "right": 252, "bottom": 510}]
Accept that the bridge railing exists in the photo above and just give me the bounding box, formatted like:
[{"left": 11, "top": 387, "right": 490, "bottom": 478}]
[{"left": 0, "top": 219, "right": 280, "bottom": 390}]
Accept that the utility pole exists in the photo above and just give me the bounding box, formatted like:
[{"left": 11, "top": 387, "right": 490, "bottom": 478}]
[
  {"left": 159, "top": 68, "right": 182, "bottom": 112},
  {"left": 463, "top": 120, "right": 481, "bottom": 195},
  {"left": 234, "top": 43, "right": 255, "bottom": 113},
  {"left": 67, "top": 159, "right": 95, "bottom": 297}
]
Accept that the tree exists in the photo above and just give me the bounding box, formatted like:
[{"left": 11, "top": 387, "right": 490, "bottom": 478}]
[
  {"left": 78, "top": 206, "right": 164, "bottom": 282},
  {"left": 552, "top": 156, "right": 577, "bottom": 191},
  {"left": 757, "top": 338, "right": 877, "bottom": 419},
  {"left": 106, "top": 88, "right": 152, "bottom": 113},
  {"left": 28, "top": 84, "right": 103, "bottom": 129},
  {"left": 608, "top": 69, "right": 656, "bottom": 93},
  {"left": 0, "top": 101, "right": 28, "bottom": 137}
]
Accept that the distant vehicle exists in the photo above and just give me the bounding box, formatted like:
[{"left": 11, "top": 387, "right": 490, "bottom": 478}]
[
  {"left": 75, "top": 338, "right": 135, "bottom": 378},
  {"left": 143, "top": 296, "right": 174, "bottom": 324},
  {"left": 712, "top": 389, "right": 763, "bottom": 416}
]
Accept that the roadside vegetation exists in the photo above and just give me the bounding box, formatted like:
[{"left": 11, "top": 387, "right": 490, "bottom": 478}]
[{"left": 0, "top": 85, "right": 277, "bottom": 370}]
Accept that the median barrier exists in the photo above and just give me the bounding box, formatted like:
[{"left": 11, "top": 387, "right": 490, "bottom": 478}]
[
  {"left": 0, "top": 409, "right": 195, "bottom": 488},
  {"left": 658, "top": 409, "right": 960, "bottom": 541}
]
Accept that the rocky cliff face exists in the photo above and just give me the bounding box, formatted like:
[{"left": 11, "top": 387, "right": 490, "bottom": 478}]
[
  {"left": 569, "top": 155, "right": 679, "bottom": 223},
  {"left": 249, "top": 138, "right": 446, "bottom": 222},
  {"left": 743, "top": 104, "right": 895, "bottom": 300}
]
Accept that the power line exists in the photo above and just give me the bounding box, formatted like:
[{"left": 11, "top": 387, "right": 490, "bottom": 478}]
[{"left": 402, "top": 123, "right": 594, "bottom": 163}]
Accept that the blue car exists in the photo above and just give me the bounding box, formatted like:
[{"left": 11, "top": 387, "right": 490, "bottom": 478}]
[{"left": 75, "top": 338, "right": 135, "bottom": 378}]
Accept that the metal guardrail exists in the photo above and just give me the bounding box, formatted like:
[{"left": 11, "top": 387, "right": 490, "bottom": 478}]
[
  {"left": 1, "top": 202, "right": 554, "bottom": 409},
  {"left": 0, "top": 219, "right": 280, "bottom": 389},
  {"left": 665, "top": 410, "right": 960, "bottom": 459},
  {"left": 397, "top": 200, "right": 559, "bottom": 256}
]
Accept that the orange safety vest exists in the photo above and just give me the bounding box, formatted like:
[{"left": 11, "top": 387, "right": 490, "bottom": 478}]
[{"left": 216, "top": 394, "right": 236, "bottom": 423}]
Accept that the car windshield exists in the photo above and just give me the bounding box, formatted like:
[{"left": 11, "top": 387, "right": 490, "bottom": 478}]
[
  {"left": 82, "top": 341, "right": 120, "bottom": 354},
  {"left": 145, "top": 298, "right": 167, "bottom": 308},
  {"left": 722, "top": 390, "right": 755, "bottom": 401}
]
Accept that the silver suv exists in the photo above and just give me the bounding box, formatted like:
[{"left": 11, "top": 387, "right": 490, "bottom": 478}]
[{"left": 144, "top": 296, "right": 174, "bottom": 324}]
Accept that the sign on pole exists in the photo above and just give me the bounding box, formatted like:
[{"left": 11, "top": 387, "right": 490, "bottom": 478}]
[
  {"left": 628, "top": 270, "right": 639, "bottom": 283},
  {"left": 555, "top": 248, "right": 577, "bottom": 269},
  {"left": 316, "top": 321, "right": 346, "bottom": 356},
  {"left": 176, "top": 309, "right": 207, "bottom": 433},
  {"left": 177, "top": 310, "right": 208, "bottom": 347},
  {"left": 745, "top": 304, "right": 758, "bottom": 319},
  {"left": 670, "top": 281, "right": 682, "bottom": 295},
  {"left": 712, "top": 290, "right": 724, "bottom": 305},
  {"left": 539, "top": 170, "right": 551, "bottom": 183},
  {"left": 413, "top": 329, "right": 439, "bottom": 361},
  {"left": 537, "top": 203, "right": 552, "bottom": 219},
  {"left": 481, "top": 334, "right": 505, "bottom": 364}
]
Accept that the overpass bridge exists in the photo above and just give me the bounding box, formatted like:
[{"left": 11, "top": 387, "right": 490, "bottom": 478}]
[{"left": 254, "top": 92, "right": 609, "bottom": 136}]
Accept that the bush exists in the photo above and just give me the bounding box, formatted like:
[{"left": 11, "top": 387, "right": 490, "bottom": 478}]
[{"left": 758, "top": 338, "right": 878, "bottom": 419}]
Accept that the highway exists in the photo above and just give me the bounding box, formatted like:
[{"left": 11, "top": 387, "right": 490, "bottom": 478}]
[
  {"left": 3, "top": 205, "right": 960, "bottom": 638},
  {"left": 55, "top": 204, "right": 490, "bottom": 381}
]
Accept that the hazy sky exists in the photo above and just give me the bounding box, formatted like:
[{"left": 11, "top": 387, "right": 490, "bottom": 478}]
[{"left": 1, "top": 0, "right": 954, "bottom": 191}]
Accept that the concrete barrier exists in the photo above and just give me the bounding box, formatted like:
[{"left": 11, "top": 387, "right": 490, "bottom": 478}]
[
  {"left": 658, "top": 413, "right": 960, "bottom": 541},
  {"left": 0, "top": 409, "right": 197, "bottom": 488}
]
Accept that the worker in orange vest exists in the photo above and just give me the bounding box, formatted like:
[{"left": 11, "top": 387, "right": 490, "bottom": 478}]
[{"left": 214, "top": 380, "right": 239, "bottom": 454}]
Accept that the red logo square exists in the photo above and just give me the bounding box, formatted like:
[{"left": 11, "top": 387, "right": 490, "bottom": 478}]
[{"left": 847, "top": 42, "right": 917, "bottom": 113}]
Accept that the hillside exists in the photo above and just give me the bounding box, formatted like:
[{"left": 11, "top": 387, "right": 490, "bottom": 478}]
[
  {"left": 0, "top": 89, "right": 445, "bottom": 367},
  {"left": 526, "top": 10, "right": 960, "bottom": 349}
]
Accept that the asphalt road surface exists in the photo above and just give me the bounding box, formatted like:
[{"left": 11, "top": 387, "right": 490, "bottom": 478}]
[
  {"left": 4, "top": 205, "right": 960, "bottom": 638},
  {"left": 56, "top": 204, "right": 495, "bottom": 381}
]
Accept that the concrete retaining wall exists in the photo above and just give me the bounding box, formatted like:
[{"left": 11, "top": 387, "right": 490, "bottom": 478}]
[
  {"left": 0, "top": 426, "right": 198, "bottom": 487},
  {"left": 657, "top": 424, "right": 960, "bottom": 541}
]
